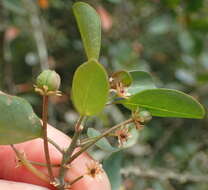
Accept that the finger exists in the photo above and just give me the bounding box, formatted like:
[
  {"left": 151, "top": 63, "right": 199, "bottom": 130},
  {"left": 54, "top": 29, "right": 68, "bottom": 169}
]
[
  {"left": 0, "top": 125, "right": 111, "bottom": 190},
  {"left": 0, "top": 179, "right": 49, "bottom": 190}
]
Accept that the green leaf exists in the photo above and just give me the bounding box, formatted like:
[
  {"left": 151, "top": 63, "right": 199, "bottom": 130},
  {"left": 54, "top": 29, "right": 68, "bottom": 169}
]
[
  {"left": 72, "top": 59, "right": 109, "bottom": 116},
  {"left": 87, "top": 128, "right": 118, "bottom": 152},
  {"left": 0, "top": 92, "right": 43, "bottom": 145},
  {"left": 128, "top": 71, "right": 156, "bottom": 95},
  {"left": 103, "top": 151, "right": 123, "bottom": 190},
  {"left": 73, "top": 2, "right": 101, "bottom": 60},
  {"left": 122, "top": 88, "right": 205, "bottom": 119}
]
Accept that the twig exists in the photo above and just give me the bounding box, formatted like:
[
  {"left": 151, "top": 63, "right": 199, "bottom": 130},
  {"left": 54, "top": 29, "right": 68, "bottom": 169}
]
[
  {"left": 68, "top": 118, "right": 133, "bottom": 164},
  {"left": 121, "top": 166, "right": 208, "bottom": 183},
  {"left": 30, "top": 161, "right": 60, "bottom": 168},
  {"left": 0, "top": 2, "right": 4, "bottom": 89},
  {"left": 48, "top": 137, "right": 65, "bottom": 154},
  {"left": 78, "top": 136, "right": 98, "bottom": 147},
  {"left": 42, "top": 95, "right": 54, "bottom": 182},
  {"left": 11, "top": 145, "right": 49, "bottom": 182},
  {"left": 58, "top": 116, "right": 85, "bottom": 189},
  {"left": 70, "top": 175, "right": 84, "bottom": 186}
]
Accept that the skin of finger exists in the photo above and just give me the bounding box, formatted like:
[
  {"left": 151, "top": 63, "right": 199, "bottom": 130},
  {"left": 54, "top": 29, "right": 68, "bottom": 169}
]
[
  {"left": 0, "top": 125, "right": 111, "bottom": 190},
  {"left": 0, "top": 179, "right": 49, "bottom": 190}
]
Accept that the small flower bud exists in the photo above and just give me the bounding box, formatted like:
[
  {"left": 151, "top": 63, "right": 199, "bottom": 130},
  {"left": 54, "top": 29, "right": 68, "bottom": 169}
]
[
  {"left": 35, "top": 70, "right": 61, "bottom": 96},
  {"left": 36, "top": 70, "right": 60, "bottom": 91},
  {"left": 139, "top": 110, "right": 152, "bottom": 123}
]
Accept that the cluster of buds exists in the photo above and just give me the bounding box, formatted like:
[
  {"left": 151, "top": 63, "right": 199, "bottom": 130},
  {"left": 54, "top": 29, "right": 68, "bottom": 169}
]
[
  {"left": 132, "top": 109, "right": 152, "bottom": 130},
  {"left": 34, "top": 70, "right": 61, "bottom": 96}
]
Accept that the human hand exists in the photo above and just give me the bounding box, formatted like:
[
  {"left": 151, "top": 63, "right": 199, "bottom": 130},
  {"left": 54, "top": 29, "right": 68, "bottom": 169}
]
[{"left": 0, "top": 125, "right": 111, "bottom": 190}]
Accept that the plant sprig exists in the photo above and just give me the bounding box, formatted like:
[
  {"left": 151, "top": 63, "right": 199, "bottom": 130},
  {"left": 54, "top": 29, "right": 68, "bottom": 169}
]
[{"left": 0, "top": 2, "right": 205, "bottom": 190}]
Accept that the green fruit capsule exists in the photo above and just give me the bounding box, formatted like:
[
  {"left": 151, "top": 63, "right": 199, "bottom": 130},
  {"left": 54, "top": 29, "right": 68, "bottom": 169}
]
[
  {"left": 35, "top": 70, "right": 61, "bottom": 96},
  {"left": 139, "top": 110, "right": 152, "bottom": 123}
]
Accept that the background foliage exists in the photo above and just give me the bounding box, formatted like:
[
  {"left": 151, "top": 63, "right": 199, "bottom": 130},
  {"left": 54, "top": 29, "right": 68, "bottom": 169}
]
[{"left": 0, "top": 0, "right": 208, "bottom": 189}]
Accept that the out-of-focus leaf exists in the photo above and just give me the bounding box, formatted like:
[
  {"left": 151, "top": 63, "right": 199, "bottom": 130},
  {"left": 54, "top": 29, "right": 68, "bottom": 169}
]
[
  {"left": 128, "top": 71, "right": 156, "bottom": 95},
  {"left": 73, "top": 2, "right": 101, "bottom": 60},
  {"left": 163, "top": 0, "right": 180, "bottom": 8},
  {"left": 186, "top": 0, "right": 203, "bottom": 12},
  {"left": 175, "top": 69, "right": 196, "bottom": 85},
  {"left": 178, "top": 30, "right": 194, "bottom": 53},
  {"left": 189, "top": 19, "right": 208, "bottom": 33},
  {"left": 200, "top": 53, "right": 208, "bottom": 69},
  {"left": 0, "top": 92, "right": 43, "bottom": 145},
  {"left": 109, "top": 41, "right": 139, "bottom": 70},
  {"left": 148, "top": 16, "right": 173, "bottom": 35},
  {"left": 72, "top": 59, "right": 109, "bottom": 116},
  {"left": 103, "top": 151, "right": 123, "bottom": 190},
  {"left": 123, "top": 126, "right": 139, "bottom": 148},
  {"left": 121, "top": 88, "right": 205, "bottom": 119},
  {"left": 3, "top": 0, "right": 26, "bottom": 15},
  {"left": 87, "top": 128, "right": 118, "bottom": 152},
  {"left": 197, "top": 73, "right": 208, "bottom": 84},
  {"left": 105, "top": 0, "right": 121, "bottom": 3}
]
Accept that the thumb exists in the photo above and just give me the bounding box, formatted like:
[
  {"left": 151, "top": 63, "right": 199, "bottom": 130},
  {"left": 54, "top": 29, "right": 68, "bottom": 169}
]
[
  {"left": 0, "top": 179, "right": 49, "bottom": 190},
  {"left": 0, "top": 125, "right": 111, "bottom": 190}
]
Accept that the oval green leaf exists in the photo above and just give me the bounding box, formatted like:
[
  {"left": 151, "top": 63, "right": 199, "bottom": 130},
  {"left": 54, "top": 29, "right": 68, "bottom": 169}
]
[
  {"left": 72, "top": 59, "right": 109, "bottom": 116},
  {"left": 0, "top": 92, "right": 43, "bottom": 145},
  {"left": 73, "top": 2, "right": 101, "bottom": 60},
  {"left": 128, "top": 71, "right": 156, "bottom": 95},
  {"left": 122, "top": 88, "right": 205, "bottom": 119}
]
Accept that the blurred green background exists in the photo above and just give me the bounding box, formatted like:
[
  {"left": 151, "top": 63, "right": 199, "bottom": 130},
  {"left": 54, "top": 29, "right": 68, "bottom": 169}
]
[{"left": 1, "top": 0, "right": 208, "bottom": 189}]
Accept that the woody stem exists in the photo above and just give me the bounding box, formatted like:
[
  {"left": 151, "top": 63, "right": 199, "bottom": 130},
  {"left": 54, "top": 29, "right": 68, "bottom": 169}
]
[
  {"left": 42, "top": 95, "right": 54, "bottom": 182},
  {"left": 58, "top": 116, "right": 85, "bottom": 189},
  {"left": 68, "top": 118, "right": 133, "bottom": 164}
]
